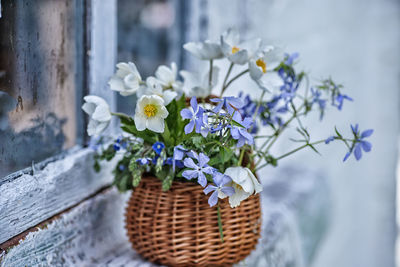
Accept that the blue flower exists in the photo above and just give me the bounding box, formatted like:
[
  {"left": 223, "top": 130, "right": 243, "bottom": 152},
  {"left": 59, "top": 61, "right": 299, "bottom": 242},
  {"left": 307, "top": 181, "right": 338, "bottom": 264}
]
[
  {"left": 152, "top": 142, "right": 165, "bottom": 155},
  {"left": 118, "top": 164, "right": 125, "bottom": 171},
  {"left": 278, "top": 68, "right": 300, "bottom": 103},
  {"left": 182, "top": 151, "right": 215, "bottom": 187},
  {"left": 203, "top": 173, "right": 235, "bottom": 207},
  {"left": 113, "top": 143, "right": 121, "bottom": 151},
  {"left": 88, "top": 136, "right": 101, "bottom": 151},
  {"left": 334, "top": 93, "right": 353, "bottom": 111},
  {"left": 325, "top": 136, "right": 335, "bottom": 144},
  {"left": 311, "top": 88, "right": 327, "bottom": 119},
  {"left": 136, "top": 157, "right": 152, "bottom": 165},
  {"left": 284, "top": 52, "right": 299, "bottom": 65},
  {"left": 343, "top": 124, "right": 373, "bottom": 161},
  {"left": 113, "top": 137, "right": 128, "bottom": 151},
  {"left": 181, "top": 97, "right": 205, "bottom": 134},
  {"left": 210, "top": 96, "right": 244, "bottom": 114},
  {"left": 231, "top": 112, "right": 254, "bottom": 147}
]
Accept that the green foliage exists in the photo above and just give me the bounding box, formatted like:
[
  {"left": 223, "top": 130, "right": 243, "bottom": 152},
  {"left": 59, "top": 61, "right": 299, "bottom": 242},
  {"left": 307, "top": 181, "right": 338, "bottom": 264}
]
[{"left": 162, "top": 171, "right": 174, "bottom": 191}]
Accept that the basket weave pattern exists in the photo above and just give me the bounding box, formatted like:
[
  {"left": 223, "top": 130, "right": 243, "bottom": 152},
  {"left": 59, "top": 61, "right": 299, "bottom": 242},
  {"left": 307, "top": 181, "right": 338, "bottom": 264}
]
[{"left": 125, "top": 176, "right": 261, "bottom": 267}]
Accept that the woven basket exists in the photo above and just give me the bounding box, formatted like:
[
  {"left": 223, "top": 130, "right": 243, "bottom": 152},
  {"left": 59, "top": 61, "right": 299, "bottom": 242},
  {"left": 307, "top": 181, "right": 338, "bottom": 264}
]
[{"left": 125, "top": 176, "right": 261, "bottom": 267}]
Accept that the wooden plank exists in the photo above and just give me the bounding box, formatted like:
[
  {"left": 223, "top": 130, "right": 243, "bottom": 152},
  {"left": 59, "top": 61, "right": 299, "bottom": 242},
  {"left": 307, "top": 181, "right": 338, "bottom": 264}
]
[
  {"left": 0, "top": 147, "right": 118, "bottom": 244},
  {"left": 0, "top": 188, "right": 137, "bottom": 267}
]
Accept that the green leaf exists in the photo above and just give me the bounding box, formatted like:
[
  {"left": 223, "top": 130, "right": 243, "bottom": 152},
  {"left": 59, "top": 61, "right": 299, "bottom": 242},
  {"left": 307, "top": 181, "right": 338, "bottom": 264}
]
[
  {"left": 308, "top": 144, "right": 321, "bottom": 155},
  {"left": 93, "top": 160, "right": 101, "bottom": 173},
  {"left": 231, "top": 120, "right": 245, "bottom": 128},
  {"left": 334, "top": 126, "right": 343, "bottom": 138},
  {"left": 162, "top": 174, "right": 174, "bottom": 191},
  {"left": 132, "top": 171, "right": 142, "bottom": 187}
]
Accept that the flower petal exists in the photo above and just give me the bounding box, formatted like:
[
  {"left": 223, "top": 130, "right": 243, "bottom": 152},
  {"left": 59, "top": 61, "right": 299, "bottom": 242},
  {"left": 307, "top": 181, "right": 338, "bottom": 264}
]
[
  {"left": 182, "top": 170, "right": 198, "bottom": 180},
  {"left": 197, "top": 172, "right": 208, "bottom": 187},
  {"left": 354, "top": 144, "right": 362, "bottom": 160},
  {"left": 361, "top": 129, "right": 374, "bottom": 138},
  {"left": 183, "top": 157, "right": 198, "bottom": 169},
  {"left": 208, "top": 191, "right": 219, "bottom": 207},
  {"left": 184, "top": 120, "right": 195, "bottom": 134},
  {"left": 221, "top": 187, "right": 235, "bottom": 197},
  {"left": 146, "top": 117, "right": 165, "bottom": 133},
  {"left": 198, "top": 153, "right": 210, "bottom": 167},
  {"left": 361, "top": 140, "right": 372, "bottom": 152},
  {"left": 134, "top": 114, "right": 146, "bottom": 131},
  {"left": 204, "top": 185, "right": 217, "bottom": 195}
]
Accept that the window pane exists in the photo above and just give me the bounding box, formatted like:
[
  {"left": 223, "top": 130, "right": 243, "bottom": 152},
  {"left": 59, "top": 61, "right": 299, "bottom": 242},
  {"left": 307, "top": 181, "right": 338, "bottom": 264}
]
[
  {"left": 0, "top": 0, "right": 84, "bottom": 177},
  {"left": 116, "top": 0, "right": 188, "bottom": 114}
]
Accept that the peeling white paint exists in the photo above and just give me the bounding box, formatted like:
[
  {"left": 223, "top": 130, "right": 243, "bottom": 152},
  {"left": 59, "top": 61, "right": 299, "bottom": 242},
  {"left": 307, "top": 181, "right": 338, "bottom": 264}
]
[{"left": 0, "top": 147, "right": 118, "bottom": 244}]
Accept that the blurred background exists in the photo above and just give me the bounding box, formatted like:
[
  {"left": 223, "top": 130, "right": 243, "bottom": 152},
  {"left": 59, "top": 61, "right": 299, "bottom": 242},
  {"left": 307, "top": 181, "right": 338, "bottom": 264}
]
[{"left": 0, "top": 0, "right": 399, "bottom": 266}]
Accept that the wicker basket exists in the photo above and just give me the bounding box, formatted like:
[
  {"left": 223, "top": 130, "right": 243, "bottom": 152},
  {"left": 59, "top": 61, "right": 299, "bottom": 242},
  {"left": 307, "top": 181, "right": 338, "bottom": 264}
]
[{"left": 125, "top": 176, "right": 261, "bottom": 267}]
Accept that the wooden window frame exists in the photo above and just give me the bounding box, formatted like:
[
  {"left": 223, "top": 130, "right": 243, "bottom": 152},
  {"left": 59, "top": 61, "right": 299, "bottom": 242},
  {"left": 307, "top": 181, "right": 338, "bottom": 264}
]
[{"left": 0, "top": 0, "right": 117, "bottom": 248}]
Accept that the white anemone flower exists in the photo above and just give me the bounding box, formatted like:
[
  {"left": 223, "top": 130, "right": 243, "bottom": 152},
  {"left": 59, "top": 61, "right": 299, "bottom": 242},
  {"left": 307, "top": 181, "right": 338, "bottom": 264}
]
[
  {"left": 180, "top": 66, "right": 220, "bottom": 98},
  {"left": 82, "top": 95, "right": 112, "bottom": 136},
  {"left": 134, "top": 95, "right": 169, "bottom": 133},
  {"left": 137, "top": 77, "right": 177, "bottom": 105},
  {"left": 183, "top": 40, "right": 224, "bottom": 60},
  {"left": 155, "top": 62, "right": 183, "bottom": 94},
  {"left": 221, "top": 28, "right": 261, "bottom": 65},
  {"left": 108, "top": 62, "right": 142, "bottom": 96},
  {"left": 249, "top": 46, "right": 284, "bottom": 91},
  {"left": 222, "top": 166, "right": 262, "bottom": 208}
]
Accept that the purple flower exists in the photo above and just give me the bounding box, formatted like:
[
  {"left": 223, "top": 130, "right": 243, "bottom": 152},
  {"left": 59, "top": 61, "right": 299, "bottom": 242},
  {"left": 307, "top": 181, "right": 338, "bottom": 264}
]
[
  {"left": 172, "top": 145, "right": 188, "bottom": 171},
  {"left": 203, "top": 173, "right": 235, "bottom": 207},
  {"left": 181, "top": 97, "right": 205, "bottom": 134},
  {"left": 182, "top": 151, "right": 214, "bottom": 187},
  {"left": 210, "top": 96, "right": 244, "bottom": 114},
  {"left": 231, "top": 112, "right": 254, "bottom": 147},
  {"left": 152, "top": 142, "right": 165, "bottom": 155},
  {"left": 344, "top": 124, "right": 374, "bottom": 161},
  {"left": 334, "top": 93, "right": 353, "bottom": 111}
]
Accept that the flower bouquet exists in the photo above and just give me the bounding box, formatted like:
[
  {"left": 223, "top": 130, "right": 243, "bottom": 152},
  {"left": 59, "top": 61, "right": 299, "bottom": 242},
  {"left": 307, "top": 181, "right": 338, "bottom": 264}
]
[{"left": 83, "top": 28, "right": 373, "bottom": 266}]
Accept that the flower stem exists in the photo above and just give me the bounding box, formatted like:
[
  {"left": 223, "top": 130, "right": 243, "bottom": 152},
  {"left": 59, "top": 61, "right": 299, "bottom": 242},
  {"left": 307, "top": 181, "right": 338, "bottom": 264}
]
[
  {"left": 238, "top": 148, "right": 245, "bottom": 166},
  {"left": 217, "top": 203, "right": 224, "bottom": 243},
  {"left": 220, "top": 69, "right": 249, "bottom": 96},
  {"left": 220, "top": 62, "right": 234, "bottom": 97},
  {"left": 255, "top": 139, "right": 326, "bottom": 171},
  {"left": 209, "top": 59, "right": 214, "bottom": 94},
  {"left": 110, "top": 112, "right": 131, "bottom": 120}
]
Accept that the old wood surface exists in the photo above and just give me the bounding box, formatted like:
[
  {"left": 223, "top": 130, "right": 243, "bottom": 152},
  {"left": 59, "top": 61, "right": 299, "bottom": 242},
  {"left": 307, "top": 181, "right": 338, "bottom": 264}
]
[{"left": 0, "top": 147, "right": 117, "bottom": 244}]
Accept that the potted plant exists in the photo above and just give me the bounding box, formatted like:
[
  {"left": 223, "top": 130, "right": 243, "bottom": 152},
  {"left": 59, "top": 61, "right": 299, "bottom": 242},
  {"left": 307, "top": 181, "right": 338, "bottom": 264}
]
[{"left": 82, "top": 28, "right": 373, "bottom": 267}]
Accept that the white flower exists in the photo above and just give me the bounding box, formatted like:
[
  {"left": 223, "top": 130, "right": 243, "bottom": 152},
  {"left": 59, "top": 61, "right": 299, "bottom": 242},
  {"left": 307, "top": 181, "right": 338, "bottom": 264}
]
[
  {"left": 134, "top": 95, "right": 169, "bottom": 133},
  {"left": 180, "top": 66, "right": 220, "bottom": 98},
  {"left": 183, "top": 41, "right": 224, "bottom": 60},
  {"left": 249, "top": 46, "right": 284, "bottom": 91},
  {"left": 222, "top": 166, "right": 262, "bottom": 208},
  {"left": 82, "top": 95, "right": 112, "bottom": 136},
  {"left": 155, "top": 62, "right": 183, "bottom": 93},
  {"left": 108, "top": 62, "right": 142, "bottom": 96},
  {"left": 137, "top": 77, "right": 177, "bottom": 105},
  {"left": 221, "top": 28, "right": 261, "bottom": 65}
]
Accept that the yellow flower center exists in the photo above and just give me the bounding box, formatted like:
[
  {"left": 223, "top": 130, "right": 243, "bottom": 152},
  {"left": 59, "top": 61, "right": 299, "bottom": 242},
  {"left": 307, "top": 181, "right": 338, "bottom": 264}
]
[
  {"left": 234, "top": 183, "right": 243, "bottom": 191},
  {"left": 144, "top": 104, "right": 157, "bottom": 117},
  {"left": 231, "top": 46, "right": 240, "bottom": 54},
  {"left": 256, "top": 59, "right": 267, "bottom": 73}
]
